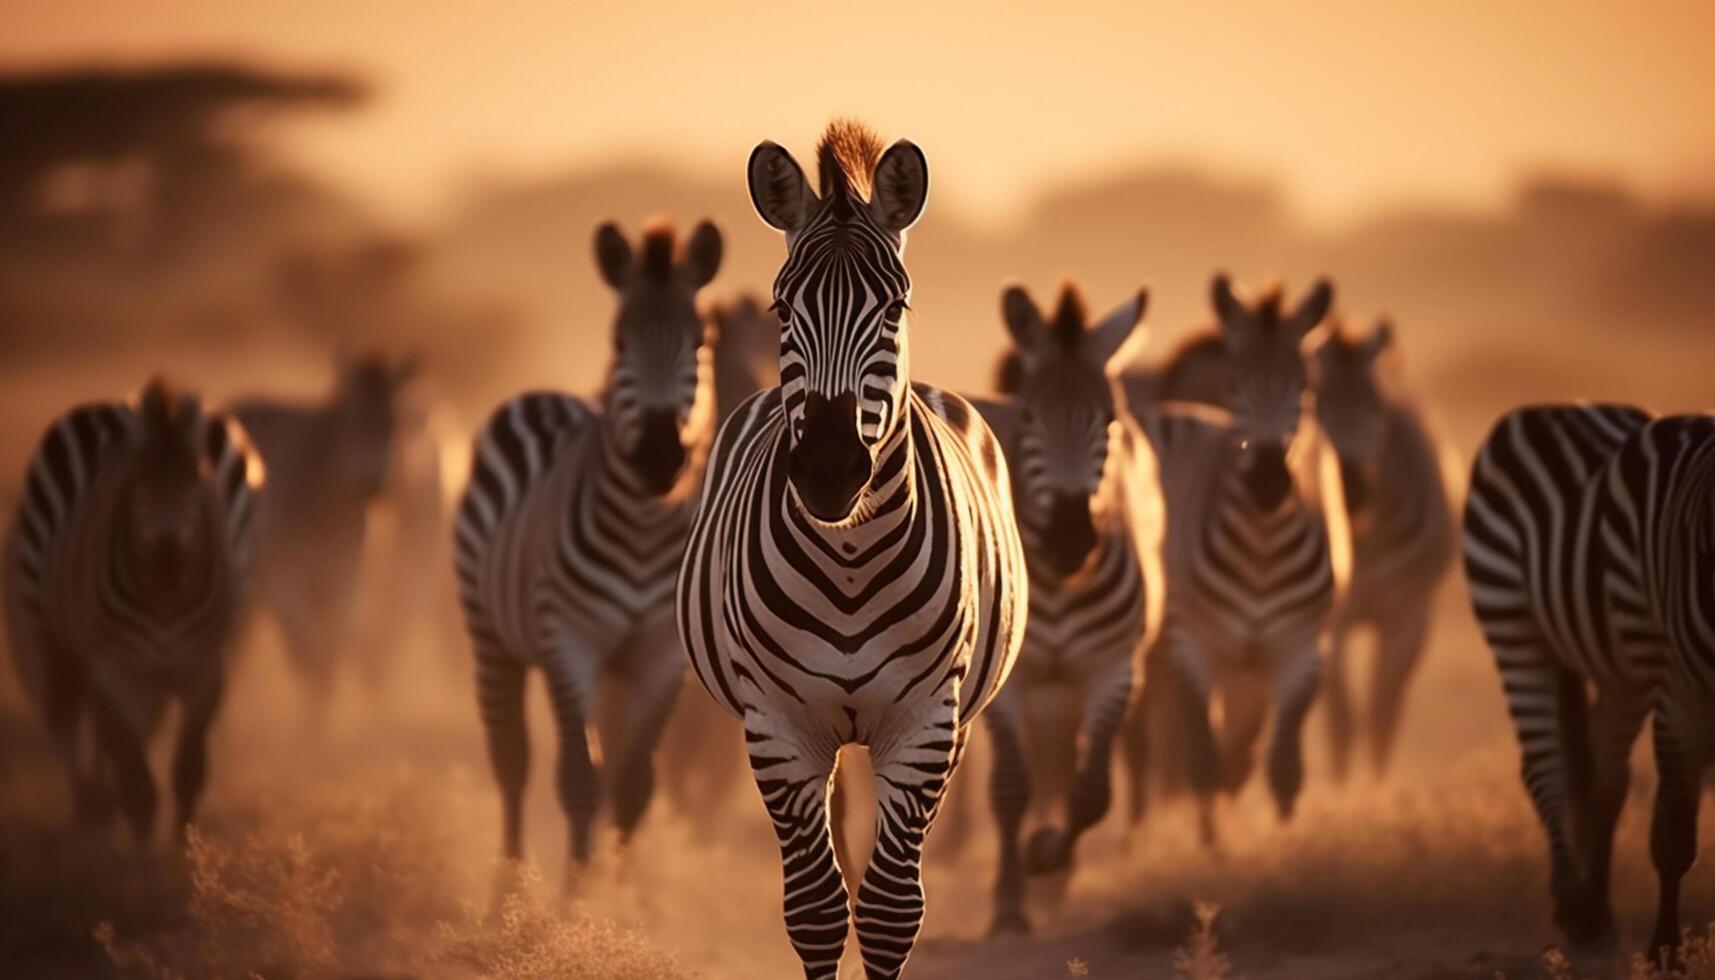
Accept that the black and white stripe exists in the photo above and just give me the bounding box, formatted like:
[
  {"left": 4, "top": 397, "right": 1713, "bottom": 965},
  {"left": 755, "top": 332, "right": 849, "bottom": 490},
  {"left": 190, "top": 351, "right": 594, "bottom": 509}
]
[
  {"left": 677, "top": 123, "right": 1027, "bottom": 980},
  {"left": 1131, "top": 276, "right": 1345, "bottom": 831},
  {"left": 3, "top": 377, "right": 262, "bottom": 842},
  {"left": 1463, "top": 402, "right": 1715, "bottom": 954},
  {"left": 453, "top": 220, "right": 722, "bottom": 874},
  {"left": 972, "top": 282, "right": 1163, "bottom": 934}
]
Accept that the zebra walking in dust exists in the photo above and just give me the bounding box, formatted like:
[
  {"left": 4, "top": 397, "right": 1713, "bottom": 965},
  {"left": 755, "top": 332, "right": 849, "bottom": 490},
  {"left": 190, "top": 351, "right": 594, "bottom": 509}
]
[
  {"left": 233, "top": 352, "right": 418, "bottom": 704},
  {"left": 1131, "top": 276, "right": 1347, "bottom": 833},
  {"left": 1313, "top": 320, "right": 1456, "bottom": 779},
  {"left": 1465, "top": 404, "right": 1715, "bottom": 956},
  {"left": 454, "top": 219, "right": 723, "bottom": 876},
  {"left": 972, "top": 282, "right": 1163, "bottom": 934},
  {"left": 3, "top": 378, "right": 263, "bottom": 842},
  {"left": 677, "top": 121, "right": 1027, "bottom": 979}
]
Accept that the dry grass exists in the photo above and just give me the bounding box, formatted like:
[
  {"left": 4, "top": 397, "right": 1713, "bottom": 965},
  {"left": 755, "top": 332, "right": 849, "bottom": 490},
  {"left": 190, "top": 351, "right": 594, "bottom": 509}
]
[{"left": 1173, "top": 902, "right": 1231, "bottom": 980}]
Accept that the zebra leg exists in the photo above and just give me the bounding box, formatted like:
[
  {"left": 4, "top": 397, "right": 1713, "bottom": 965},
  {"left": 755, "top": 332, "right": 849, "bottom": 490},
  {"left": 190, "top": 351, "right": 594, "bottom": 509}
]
[
  {"left": 541, "top": 644, "right": 600, "bottom": 876},
  {"left": 1322, "top": 619, "right": 1356, "bottom": 783},
  {"left": 746, "top": 710, "right": 848, "bottom": 980},
  {"left": 89, "top": 697, "right": 156, "bottom": 846},
  {"left": 40, "top": 644, "right": 110, "bottom": 826},
  {"left": 170, "top": 668, "right": 226, "bottom": 838},
  {"left": 855, "top": 701, "right": 961, "bottom": 980},
  {"left": 476, "top": 651, "right": 530, "bottom": 860},
  {"left": 1576, "top": 690, "right": 1648, "bottom": 942},
  {"left": 608, "top": 626, "right": 686, "bottom": 846},
  {"left": 1119, "top": 651, "right": 1154, "bottom": 833},
  {"left": 1027, "top": 660, "right": 1133, "bottom": 876},
  {"left": 1217, "top": 666, "right": 1271, "bottom": 795},
  {"left": 984, "top": 693, "right": 1032, "bottom": 935},
  {"left": 1163, "top": 630, "right": 1223, "bottom": 845},
  {"left": 1648, "top": 686, "right": 1714, "bottom": 961},
  {"left": 1366, "top": 603, "right": 1431, "bottom": 776},
  {"left": 1264, "top": 642, "right": 1322, "bottom": 822}
]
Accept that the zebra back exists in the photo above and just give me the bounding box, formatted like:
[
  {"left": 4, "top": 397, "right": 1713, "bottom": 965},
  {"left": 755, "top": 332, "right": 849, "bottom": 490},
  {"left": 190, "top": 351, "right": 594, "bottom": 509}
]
[{"left": 453, "top": 391, "right": 593, "bottom": 575}]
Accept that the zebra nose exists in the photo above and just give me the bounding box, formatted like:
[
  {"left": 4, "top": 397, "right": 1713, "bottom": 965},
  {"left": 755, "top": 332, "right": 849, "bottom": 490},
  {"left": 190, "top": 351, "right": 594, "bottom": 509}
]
[
  {"left": 1242, "top": 440, "right": 1293, "bottom": 510},
  {"left": 631, "top": 409, "right": 687, "bottom": 495},
  {"left": 788, "top": 391, "right": 871, "bottom": 521},
  {"left": 1041, "top": 492, "right": 1098, "bottom": 577}
]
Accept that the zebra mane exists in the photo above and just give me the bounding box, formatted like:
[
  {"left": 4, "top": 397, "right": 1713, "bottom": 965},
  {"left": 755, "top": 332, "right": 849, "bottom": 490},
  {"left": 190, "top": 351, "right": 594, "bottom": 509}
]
[
  {"left": 817, "top": 119, "right": 885, "bottom": 202},
  {"left": 640, "top": 221, "right": 677, "bottom": 283},
  {"left": 994, "top": 351, "right": 1023, "bottom": 395},
  {"left": 136, "top": 375, "right": 202, "bottom": 470},
  {"left": 1251, "top": 282, "right": 1286, "bottom": 330}
]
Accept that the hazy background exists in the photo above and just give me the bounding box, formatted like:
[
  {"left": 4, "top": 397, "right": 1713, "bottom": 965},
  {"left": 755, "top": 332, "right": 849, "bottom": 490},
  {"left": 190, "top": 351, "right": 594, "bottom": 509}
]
[{"left": 2, "top": 4, "right": 1714, "bottom": 977}]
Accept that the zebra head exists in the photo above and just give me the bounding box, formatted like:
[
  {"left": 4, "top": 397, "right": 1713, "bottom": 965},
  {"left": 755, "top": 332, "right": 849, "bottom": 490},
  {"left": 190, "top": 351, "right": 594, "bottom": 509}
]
[
  {"left": 1313, "top": 319, "right": 1393, "bottom": 513},
  {"left": 1212, "top": 275, "right": 1334, "bottom": 511},
  {"left": 998, "top": 283, "right": 1147, "bottom": 578},
  {"left": 595, "top": 220, "right": 724, "bottom": 496},
  {"left": 330, "top": 349, "right": 420, "bottom": 499},
  {"left": 747, "top": 121, "right": 929, "bottom": 523},
  {"left": 122, "top": 377, "right": 214, "bottom": 593}
]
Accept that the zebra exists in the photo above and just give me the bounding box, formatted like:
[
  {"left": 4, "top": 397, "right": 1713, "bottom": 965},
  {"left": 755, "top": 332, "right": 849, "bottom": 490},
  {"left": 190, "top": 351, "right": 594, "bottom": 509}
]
[
  {"left": 454, "top": 218, "right": 724, "bottom": 876},
  {"left": 3, "top": 377, "right": 263, "bottom": 842},
  {"left": 1465, "top": 403, "right": 1715, "bottom": 956},
  {"left": 970, "top": 282, "right": 1163, "bottom": 934},
  {"left": 1130, "top": 276, "right": 1346, "bottom": 831},
  {"left": 232, "top": 351, "right": 419, "bottom": 704},
  {"left": 660, "top": 293, "right": 781, "bottom": 828},
  {"left": 1313, "top": 319, "right": 1457, "bottom": 779},
  {"left": 676, "top": 121, "right": 1027, "bottom": 980}
]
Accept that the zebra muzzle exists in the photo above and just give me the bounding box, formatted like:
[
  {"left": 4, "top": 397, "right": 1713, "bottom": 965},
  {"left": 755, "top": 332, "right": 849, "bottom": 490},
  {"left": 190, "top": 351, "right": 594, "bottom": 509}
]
[
  {"left": 1242, "top": 441, "right": 1294, "bottom": 510},
  {"left": 788, "top": 391, "right": 872, "bottom": 521},
  {"left": 1040, "top": 493, "right": 1098, "bottom": 577},
  {"left": 630, "top": 409, "right": 687, "bottom": 495}
]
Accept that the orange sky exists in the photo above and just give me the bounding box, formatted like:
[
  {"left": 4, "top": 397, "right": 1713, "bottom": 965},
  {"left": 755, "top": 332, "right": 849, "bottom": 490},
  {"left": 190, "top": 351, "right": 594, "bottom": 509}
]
[{"left": 3, "top": 1, "right": 1713, "bottom": 228}]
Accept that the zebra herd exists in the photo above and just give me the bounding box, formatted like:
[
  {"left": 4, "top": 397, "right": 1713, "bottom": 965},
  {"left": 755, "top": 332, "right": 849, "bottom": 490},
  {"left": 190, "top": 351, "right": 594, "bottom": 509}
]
[{"left": 2, "top": 118, "right": 1709, "bottom": 974}]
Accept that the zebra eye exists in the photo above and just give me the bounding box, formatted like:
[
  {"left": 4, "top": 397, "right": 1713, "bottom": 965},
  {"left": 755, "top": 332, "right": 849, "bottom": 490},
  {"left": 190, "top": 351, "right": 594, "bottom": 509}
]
[
  {"left": 884, "top": 300, "right": 907, "bottom": 321},
  {"left": 770, "top": 300, "right": 791, "bottom": 322}
]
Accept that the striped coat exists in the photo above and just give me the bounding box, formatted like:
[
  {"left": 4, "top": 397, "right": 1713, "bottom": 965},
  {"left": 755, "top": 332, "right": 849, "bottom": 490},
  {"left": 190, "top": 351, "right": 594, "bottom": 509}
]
[{"left": 3, "top": 379, "right": 262, "bottom": 841}]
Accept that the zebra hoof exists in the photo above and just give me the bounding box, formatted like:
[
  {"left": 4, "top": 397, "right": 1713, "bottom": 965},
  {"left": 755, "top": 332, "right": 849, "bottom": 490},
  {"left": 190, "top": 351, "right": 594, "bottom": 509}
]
[
  {"left": 1024, "top": 827, "right": 1073, "bottom": 875},
  {"left": 1554, "top": 895, "right": 1613, "bottom": 949},
  {"left": 988, "top": 908, "right": 1031, "bottom": 937}
]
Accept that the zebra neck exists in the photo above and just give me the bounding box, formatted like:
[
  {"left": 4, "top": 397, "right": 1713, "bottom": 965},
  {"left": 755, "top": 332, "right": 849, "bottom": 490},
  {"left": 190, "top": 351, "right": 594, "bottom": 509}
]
[{"left": 594, "top": 411, "right": 708, "bottom": 508}]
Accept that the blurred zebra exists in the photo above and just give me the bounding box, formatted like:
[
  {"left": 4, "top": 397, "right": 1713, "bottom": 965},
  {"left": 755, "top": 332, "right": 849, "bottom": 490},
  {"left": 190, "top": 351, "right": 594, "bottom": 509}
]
[
  {"left": 659, "top": 294, "right": 780, "bottom": 828},
  {"left": 454, "top": 219, "right": 723, "bottom": 874},
  {"left": 677, "top": 122, "right": 1026, "bottom": 980},
  {"left": 1465, "top": 404, "right": 1715, "bottom": 956},
  {"left": 971, "top": 282, "right": 1163, "bottom": 934},
  {"left": 1132, "top": 276, "right": 1347, "bottom": 829},
  {"left": 232, "top": 351, "right": 418, "bottom": 705},
  {"left": 1313, "top": 320, "right": 1457, "bottom": 779},
  {"left": 3, "top": 378, "right": 263, "bottom": 842}
]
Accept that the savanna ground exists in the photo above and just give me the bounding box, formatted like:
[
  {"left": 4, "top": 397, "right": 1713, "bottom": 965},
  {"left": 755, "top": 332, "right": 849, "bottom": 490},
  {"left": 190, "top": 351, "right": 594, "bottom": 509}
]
[{"left": 4, "top": 354, "right": 1715, "bottom": 980}]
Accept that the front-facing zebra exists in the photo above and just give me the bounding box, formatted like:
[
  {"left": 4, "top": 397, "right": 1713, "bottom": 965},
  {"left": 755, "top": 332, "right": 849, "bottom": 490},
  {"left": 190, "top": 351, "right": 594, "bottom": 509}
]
[
  {"left": 3, "top": 378, "right": 262, "bottom": 842},
  {"left": 1133, "top": 277, "right": 1346, "bottom": 830},
  {"left": 677, "top": 121, "right": 1027, "bottom": 979},
  {"left": 974, "top": 282, "right": 1163, "bottom": 934},
  {"left": 1466, "top": 404, "right": 1715, "bottom": 957},
  {"left": 454, "top": 219, "right": 723, "bottom": 876}
]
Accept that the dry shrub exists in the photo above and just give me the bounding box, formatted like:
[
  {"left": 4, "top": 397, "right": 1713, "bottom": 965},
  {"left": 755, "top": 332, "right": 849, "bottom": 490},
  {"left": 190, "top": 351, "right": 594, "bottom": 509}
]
[
  {"left": 433, "top": 864, "right": 691, "bottom": 980},
  {"left": 1173, "top": 901, "right": 1231, "bottom": 980}
]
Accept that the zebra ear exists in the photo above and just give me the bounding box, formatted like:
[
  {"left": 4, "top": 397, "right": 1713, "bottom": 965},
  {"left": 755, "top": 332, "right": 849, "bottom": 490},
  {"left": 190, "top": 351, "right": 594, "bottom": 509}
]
[
  {"left": 682, "top": 221, "right": 723, "bottom": 289},
  {"left": 871, "top": 140, "right": 929, "bottom": 234},
  {"left": 1288, "top": 278, "right": 1335, "bottom": 341},
  {"left": 1001, "top": 285, "right": 1044, "bottom": 354},
  {"left": 1086, "top": 289, "right": 1150, "bottom": 374},
  {"left": 1367, "top": 319, "right": 1394, "bottom": 362},
  {"left": 594, "top": 223, "right": 632, "bottom": 289},
  {"left": 748, "top": 141, "right": 813, "bottom": 233},
  {"left": 1211, "top": 273, "right": 1254, "bottom": 350}
]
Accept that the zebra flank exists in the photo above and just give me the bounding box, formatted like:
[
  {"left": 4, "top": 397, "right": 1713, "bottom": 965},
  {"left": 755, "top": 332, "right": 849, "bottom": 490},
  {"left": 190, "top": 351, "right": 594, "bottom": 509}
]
[
  {"left": 3, "top": 377, "right": 263, "bottom": 843},
  {"left": 1129, "top": 275, "right": 1346, "bottom": 835},
  {"left": 677, "top": 121, "right": 1027, "bottom": 980},
  {"left": 1464, "top": 402, "right": 1715, "bottom": 955},
  {"left": 970, "top": 280, "right": 1165, "bottom": 935},
  {"left": 453, "top": 218, "right": 724, "bottom": 875}
]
